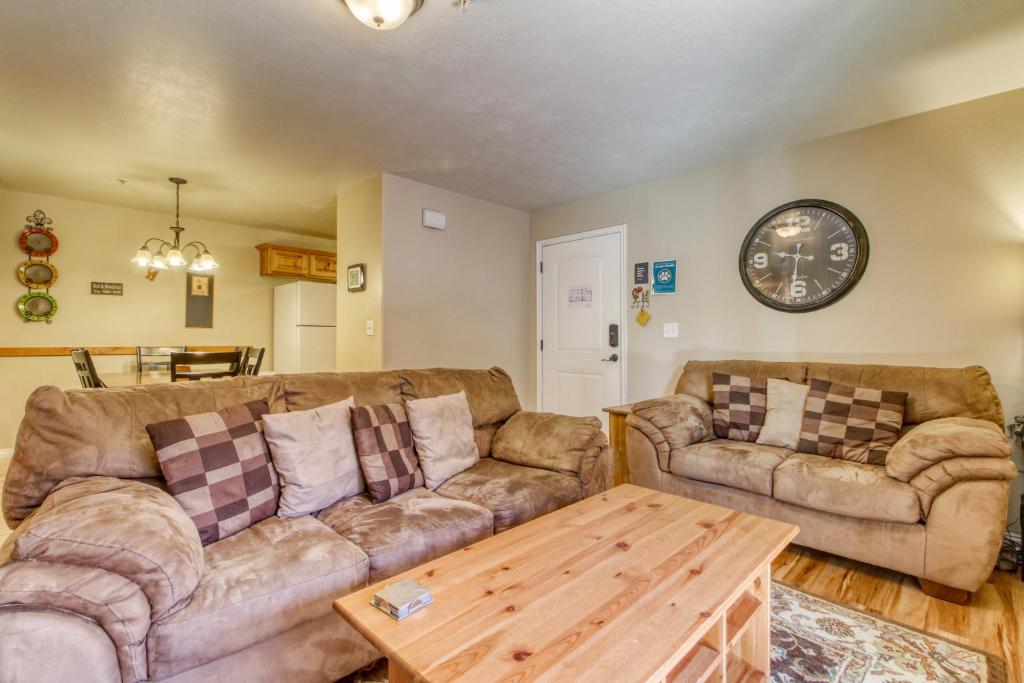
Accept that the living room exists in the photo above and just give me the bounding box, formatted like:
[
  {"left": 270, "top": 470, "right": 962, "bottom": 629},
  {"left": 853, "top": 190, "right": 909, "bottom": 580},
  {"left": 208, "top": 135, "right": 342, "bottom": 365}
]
[{"left": 1, "top": 2, "right": 1022, "bottom": 682}]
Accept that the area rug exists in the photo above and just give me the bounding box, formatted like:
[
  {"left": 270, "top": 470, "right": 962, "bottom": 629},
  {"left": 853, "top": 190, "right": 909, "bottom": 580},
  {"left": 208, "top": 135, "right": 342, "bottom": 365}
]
[{"left": 342, "top": 583, "right": 1004, "bottom": 682}]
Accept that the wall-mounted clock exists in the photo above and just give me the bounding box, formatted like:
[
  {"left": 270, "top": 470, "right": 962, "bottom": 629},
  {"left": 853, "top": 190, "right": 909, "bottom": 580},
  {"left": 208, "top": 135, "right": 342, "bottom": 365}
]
[{"left": 739, "top": 199, "right": 869, "bottom": 312}]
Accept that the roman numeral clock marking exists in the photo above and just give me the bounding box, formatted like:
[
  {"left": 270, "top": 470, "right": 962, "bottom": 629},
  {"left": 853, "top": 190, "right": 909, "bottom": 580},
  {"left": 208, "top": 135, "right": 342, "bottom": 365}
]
[{"left": 739, "top": 200, "right": 869, "bottom": 312}]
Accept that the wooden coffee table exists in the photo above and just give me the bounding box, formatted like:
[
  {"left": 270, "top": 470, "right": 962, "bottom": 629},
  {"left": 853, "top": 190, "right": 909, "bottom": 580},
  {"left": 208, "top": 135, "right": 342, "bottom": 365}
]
[{"left": 334, "top": 484, "right": 798, "bottom": 682}]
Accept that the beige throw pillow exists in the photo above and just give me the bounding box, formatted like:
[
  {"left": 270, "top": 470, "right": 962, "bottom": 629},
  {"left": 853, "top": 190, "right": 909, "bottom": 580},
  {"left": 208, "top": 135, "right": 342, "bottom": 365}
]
[
  {"left": 262, "top": 397, "right": 364, "bottom": 518},
  {"left": 406, "top": 391, "right": 480, "bottom": 490},
  {"left": 756, "top": 379, "right": 810, "bottom": 450}
]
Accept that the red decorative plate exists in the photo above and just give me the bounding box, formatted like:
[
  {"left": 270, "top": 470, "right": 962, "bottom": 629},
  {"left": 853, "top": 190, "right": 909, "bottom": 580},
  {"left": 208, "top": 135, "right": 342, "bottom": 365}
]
[{"left": 19, "top": 227, "right": 59, "bottom": 256}]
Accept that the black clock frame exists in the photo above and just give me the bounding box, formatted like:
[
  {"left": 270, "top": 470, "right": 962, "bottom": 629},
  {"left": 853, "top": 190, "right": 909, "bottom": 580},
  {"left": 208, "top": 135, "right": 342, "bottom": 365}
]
[{"left": 738, "top": 198, "right": 869, "bottom": 313}]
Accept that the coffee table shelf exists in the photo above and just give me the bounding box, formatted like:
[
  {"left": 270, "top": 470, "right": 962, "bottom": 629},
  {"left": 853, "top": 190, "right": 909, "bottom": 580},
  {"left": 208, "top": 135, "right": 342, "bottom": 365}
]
[
  {"left": 667, "top": 642, "right": 721, "bottom": 683},
  {"left": 725, "top": 592, "right": 762, "bottom": 649},
  {"left": 726, "top": 654, "right": 767, "bottom": 683}
]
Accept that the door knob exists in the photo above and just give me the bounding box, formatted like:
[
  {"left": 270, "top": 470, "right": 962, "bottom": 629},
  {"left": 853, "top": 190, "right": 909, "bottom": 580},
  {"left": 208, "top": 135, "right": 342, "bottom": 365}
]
[{"left": 601, "top": 354, "right": 619, "bottom": 362}]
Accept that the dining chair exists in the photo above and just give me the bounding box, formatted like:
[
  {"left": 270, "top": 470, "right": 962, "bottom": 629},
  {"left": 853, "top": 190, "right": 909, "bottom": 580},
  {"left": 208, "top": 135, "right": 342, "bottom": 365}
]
[
  {"left": 170, "top": 350, "right": 244, "bottom": 382},
  {"left": 70, "top": 348, "right": 107, "bottom": 388},
  {"left": 237, "top": 346, "right": 265, "bottom": 376},
  {"left": 136, "top": 346, "right": 186, "bottom": 383}
]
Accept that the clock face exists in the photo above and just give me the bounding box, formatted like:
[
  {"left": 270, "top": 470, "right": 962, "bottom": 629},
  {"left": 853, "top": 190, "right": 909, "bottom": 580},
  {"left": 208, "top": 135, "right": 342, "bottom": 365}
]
[{"left": 739, "top": 199, "right": 868, "bottom": 312}]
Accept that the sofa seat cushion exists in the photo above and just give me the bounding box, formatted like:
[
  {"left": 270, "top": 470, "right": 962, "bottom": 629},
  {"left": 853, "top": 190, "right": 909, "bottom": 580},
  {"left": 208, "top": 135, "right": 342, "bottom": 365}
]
[
  {"left": 147, "top": 515, "right": 368, "bottom": 679},
  {"left": 773, "top": 452, "right": 921, "bottom": 524},
  {"left": 669, "top": 439, "right": 792, "bottom": 496},
  {"left": 435, "top": 458, "right": 582, "bottom": 533},
  {"left": 317, "top": 488, "right": 493, "bottom": 582}
]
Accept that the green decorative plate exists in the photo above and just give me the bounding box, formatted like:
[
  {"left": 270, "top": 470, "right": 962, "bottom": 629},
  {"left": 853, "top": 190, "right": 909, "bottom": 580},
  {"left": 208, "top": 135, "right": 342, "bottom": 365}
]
[{"left": 17, "top": 291, "right": 58, "bottom": 322}]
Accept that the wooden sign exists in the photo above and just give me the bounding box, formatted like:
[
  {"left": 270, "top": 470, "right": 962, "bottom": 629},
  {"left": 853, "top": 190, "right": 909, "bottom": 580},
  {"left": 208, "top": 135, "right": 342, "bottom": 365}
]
[{"left": 91, "top": 282, "right": 123, "bottom": 296}]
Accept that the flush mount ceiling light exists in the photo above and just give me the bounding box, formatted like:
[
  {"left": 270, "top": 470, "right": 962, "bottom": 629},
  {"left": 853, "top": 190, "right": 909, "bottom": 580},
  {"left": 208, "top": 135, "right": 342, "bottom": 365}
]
[
  {"left": 131, "top": 178, "right": 219, "bottom": 275},
  {"left": 342, "top": 0, "right": 424, "bottom": 30}
]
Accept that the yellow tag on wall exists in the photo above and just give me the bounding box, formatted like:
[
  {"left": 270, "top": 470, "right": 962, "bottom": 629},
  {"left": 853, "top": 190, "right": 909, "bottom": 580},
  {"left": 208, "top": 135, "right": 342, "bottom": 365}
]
[{"left": 635, "top": 309, "right": 651, "bottom": 326}]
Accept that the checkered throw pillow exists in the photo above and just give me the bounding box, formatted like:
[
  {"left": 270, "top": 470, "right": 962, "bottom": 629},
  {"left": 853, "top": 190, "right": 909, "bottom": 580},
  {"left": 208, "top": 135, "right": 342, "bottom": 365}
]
[
  {"left": 147, "top": 400, "right": 279, "bottom": 545},
  {"left": 796, "top": 379, "right": 907, "bottom": 464},
  {"left": 712, "top": 373, "right": 768, "bottom": 442},
  {"left": 351, "top": 403, "right": 424, "bottom": 503}
]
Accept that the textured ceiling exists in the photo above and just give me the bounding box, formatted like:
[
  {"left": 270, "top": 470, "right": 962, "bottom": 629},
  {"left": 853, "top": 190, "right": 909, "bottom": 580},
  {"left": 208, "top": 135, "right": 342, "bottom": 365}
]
[{"left": 1, "top": 1, "right": 1024, "bottom": 237}]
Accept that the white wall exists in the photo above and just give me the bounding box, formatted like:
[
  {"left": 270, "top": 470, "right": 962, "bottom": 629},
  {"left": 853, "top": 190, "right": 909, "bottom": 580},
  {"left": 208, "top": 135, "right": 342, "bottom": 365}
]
[
  {"left": 0, "top": 188, "right": 335, "bottom": 448},
  {"left": 531, "top": 88, "right": 1024, "bottom": 516},
  {"left": 382, "top": 174, "right": 531, "bottom": 399}
]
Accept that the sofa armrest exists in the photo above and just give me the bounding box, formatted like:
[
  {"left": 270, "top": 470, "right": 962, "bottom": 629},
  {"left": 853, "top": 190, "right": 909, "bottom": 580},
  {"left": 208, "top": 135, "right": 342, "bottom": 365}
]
[
  {"left": 0, "top": 559, "right": 151, "bottom": 682},
  {"left": 577, "top": 438, "right": 612, "bottom": 497},
  {"left": 8, "top": 476, "right": 203, "bottom": 620},
  {"left": 492, "top": 411, "right": 604, "bottom": 479},
  {"left": 625, "top": 395, "right": 714, "bottom": 472},
  {"left": 911, "top": 456, "right": 1018, "bottom": 516},
  {"left": 886, "top": 417, "right": 1012, "bottom": 482}
]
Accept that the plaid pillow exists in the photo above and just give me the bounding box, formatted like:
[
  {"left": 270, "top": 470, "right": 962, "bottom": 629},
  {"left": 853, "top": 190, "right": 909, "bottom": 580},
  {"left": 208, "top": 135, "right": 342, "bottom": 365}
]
[
  {"left": 351, "top": 403, "right": 424, "bottom": 503},
  {"left": 797, "top": 379, "right": 907, "bottom": 464},
  {"left": 712, "top": 373, "right": 768, "bottom": 442},
  {"left": 147, "top": 400, "right": 279, "bottom": 545}
]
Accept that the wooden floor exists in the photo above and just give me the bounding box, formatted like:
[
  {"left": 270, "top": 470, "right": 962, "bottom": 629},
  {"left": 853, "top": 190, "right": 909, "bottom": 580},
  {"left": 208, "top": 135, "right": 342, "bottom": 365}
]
[
  {"left": 0, "top": 458, "right": 1019, "bottom": 680},
  {"left": 773, "top": 545, "right": 1023, "bottom": 682}
]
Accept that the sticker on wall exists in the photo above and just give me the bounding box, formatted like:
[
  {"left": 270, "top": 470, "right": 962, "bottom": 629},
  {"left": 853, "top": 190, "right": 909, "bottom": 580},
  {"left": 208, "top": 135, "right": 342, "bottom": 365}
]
[
  {"left": 635, "top": 308, "right": 651, "bottom": 327},
  {"left": 567, "top": 285, "right": 593, "bottom": 308},
  {"left": 634, "top": 262, "right": 649, "bottom": 285},
  {"left": 630, "top": 285, "right": 650, "bottom": 310},
  {"left": 652, "top": 260, "right": 676, "bottom": 294}
]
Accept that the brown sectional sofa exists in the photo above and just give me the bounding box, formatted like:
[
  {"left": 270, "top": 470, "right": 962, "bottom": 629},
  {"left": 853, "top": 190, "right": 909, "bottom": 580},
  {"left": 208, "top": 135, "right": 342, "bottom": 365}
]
[
  {"left": 621, "top": 360, "right": 1017, "bottom": 602},
  {"left": 0, "top": 367, "right": 611, "bottom": 683}
]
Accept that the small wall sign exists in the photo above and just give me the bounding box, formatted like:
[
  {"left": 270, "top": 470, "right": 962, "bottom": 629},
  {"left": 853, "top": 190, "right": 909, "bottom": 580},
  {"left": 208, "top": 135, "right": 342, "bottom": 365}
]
[
  {"left": 186, "top": 273, "right": 214, "bottom": 328},
  {"left": 652, "top": 260, "right": 677, "bottom": 294},
  {"left": 91, "top": 281, "right": 123, "bottom": 296},
  {"left": 568, "top": 285, "right": 593, "bottom": 308},
  {"left": 634, "top": 262, "right": 649, "bottom": 285}
]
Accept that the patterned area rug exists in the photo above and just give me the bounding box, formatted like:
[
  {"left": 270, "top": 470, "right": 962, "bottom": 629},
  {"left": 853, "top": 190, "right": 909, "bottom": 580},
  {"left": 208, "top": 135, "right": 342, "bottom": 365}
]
[{"left": 342, "top": 583, "right": 1004, "bottom": 683}]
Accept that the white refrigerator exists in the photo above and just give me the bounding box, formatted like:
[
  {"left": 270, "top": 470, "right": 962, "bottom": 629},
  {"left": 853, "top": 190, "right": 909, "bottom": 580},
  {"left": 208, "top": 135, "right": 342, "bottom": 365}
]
[{"left": 274, "top": 281, "right": 336, "bottom": 372}]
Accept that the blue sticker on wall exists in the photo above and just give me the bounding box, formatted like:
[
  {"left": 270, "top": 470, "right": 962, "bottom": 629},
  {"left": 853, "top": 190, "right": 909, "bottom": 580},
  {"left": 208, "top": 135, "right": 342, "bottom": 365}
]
[{"left": 652, "top": 260, "right": 676, "bottom": 294}]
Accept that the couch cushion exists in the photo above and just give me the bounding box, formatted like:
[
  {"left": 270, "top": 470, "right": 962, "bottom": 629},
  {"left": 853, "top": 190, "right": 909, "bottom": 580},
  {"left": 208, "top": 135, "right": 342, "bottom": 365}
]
[
  {"left": 669, "top": 439, "right": 791, "bottom": 496},
  {"left": 773, "top": 452, "right": 921, "bottom": 524},
  {"left": 351, "top": 403, "right": 424, "bottom": 503},
  {"left": 491, "top": 411, "right": 602, "bottom": 476},
  {"left": 399, "top": 367, "right": 521, "bottom": 427},
  {"left": 318, "top": 488, "right": 492, "bottom": 582},
  {"left": 147, "top": 399, "right": 279, "bottom": 545},
  {"left": 756, "top": 378, "right": 809, "bottom": 450},
  {"left": 435, "top": 458, "right": 582, "bottom": 533},
  {"left": 796, "top": 379, "right": 907, "bottom": 465},
  {"left": 406, "top": 391, "right": 480, "bottom": 490},
  {"left": 712, "top": 373, "right": 767, "bottom": 442},
  {"left": 147, "top": 515, "right": 368, "bottom": 679},
  {"left": 280, "top": 370, "right": 404, "bottom": 412}
]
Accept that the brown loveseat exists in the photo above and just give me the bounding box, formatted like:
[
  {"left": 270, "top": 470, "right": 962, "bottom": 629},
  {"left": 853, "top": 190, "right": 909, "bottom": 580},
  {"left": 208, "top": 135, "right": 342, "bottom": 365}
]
[
  {"left": 0, "top": 367, "right": 611, "bottom": 683},
  {"left": 619, "top": 360, "right": 1017, "bottom": 603}
]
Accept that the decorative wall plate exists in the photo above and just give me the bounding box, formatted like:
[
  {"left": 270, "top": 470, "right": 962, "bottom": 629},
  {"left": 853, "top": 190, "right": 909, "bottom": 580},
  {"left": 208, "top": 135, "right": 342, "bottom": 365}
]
[
  {"left": 17, "top": 291, "right": 58, "bottom": 322},
  {"left": 19, "top": 227, "right": 59, "bottom": 256},
  {"left": 17, "top": 260, "right": 59, "bottom": 289}
]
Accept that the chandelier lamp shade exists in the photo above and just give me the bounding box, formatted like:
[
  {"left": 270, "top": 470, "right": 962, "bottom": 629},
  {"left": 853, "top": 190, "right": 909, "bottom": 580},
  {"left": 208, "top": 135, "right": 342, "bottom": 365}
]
[
  {"left": 131, "top": 178, "right": 219, "bottom": 273},
  {"left": 342, "top": 0, "right": 423, "bottom": 30}
]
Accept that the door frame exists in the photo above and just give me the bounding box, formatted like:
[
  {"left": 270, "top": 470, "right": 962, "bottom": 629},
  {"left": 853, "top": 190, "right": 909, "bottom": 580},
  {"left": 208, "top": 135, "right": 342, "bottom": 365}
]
[{"left": 536, "top": 224, "right": 628, "bottom": 412}]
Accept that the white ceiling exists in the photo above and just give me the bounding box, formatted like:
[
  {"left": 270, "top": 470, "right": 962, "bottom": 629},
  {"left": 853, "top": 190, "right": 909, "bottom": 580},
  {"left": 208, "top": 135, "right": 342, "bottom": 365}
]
[{"left": 2, "top": 1, "right": 1024, "bottom": 238}]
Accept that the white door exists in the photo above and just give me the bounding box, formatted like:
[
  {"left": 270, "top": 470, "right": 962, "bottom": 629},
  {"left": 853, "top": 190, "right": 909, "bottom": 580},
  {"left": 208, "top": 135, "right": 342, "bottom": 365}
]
[
  {"left": 297, "top": 326, "right": 337, "bottom": 372},
  {"left": 539, "top": 228, "right": 624, "bottom": 428}
]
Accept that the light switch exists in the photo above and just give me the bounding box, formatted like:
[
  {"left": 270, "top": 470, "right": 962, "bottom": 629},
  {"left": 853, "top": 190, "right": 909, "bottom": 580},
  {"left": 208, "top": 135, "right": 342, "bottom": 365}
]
[
  {"left": 663, "top": 322, "right": 679, "bottom": 338},
  {"left": 365, "top": 320, "right": 375, "bottom": 336}
]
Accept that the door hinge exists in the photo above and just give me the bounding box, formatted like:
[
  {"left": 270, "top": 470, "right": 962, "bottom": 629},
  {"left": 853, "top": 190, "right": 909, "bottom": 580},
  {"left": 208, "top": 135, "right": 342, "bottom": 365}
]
[
  {"left": 540, "top": 339, "right": 544, "bottom": 351},
  {"left": 539, "top": 261, "right": 543, "bottom": 273}
]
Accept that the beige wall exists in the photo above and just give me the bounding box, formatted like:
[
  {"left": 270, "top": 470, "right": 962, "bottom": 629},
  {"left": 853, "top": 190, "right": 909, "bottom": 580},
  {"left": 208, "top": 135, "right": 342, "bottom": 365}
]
[
  {"left": 531, "top": 88, "right": 1024, "bottom": 511},
  {"left": 336, "top": 176, "right": 383, "bottom": 370},
  {"left": 381, "top": 175, "right": 531, "bottom": 397},
  {"left": 0, "top": 188, "right": 335, "bottom": 448}
]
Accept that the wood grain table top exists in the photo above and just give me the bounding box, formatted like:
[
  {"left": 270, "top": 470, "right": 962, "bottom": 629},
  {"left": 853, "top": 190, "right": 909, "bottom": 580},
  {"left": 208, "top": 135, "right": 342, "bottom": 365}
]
[{"left": 334, "top": 484, "right": 798, "bottom": 683}]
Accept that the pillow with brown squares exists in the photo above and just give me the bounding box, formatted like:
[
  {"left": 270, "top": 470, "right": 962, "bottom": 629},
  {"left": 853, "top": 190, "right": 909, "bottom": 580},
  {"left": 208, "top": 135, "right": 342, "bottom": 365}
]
[
  {"left": 796, "top": 379, "right": 908, "bottom": 465},
  {"left": 351, "top": 403, "right": 425, "bottom": 503},
  {"left": 147, "top": 399, "right": 279, "bottom": 545},
  {"left": 712, "top": 373, "right": 768, "bottom": 442}
]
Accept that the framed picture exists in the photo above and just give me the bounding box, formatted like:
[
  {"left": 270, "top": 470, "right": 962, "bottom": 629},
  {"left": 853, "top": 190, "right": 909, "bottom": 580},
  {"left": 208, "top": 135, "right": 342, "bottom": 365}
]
[
  {"left": 186, "top": 273, "right": 214, "bottom": 328},
  {"left": 347, "top": 263, "right": 366, "bottom": 292}
]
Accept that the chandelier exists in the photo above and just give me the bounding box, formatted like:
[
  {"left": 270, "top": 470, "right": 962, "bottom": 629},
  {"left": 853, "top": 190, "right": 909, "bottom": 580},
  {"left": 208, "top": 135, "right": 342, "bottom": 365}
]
[{"left": 131, "top": 178, "right": 218, "bottom": 273}]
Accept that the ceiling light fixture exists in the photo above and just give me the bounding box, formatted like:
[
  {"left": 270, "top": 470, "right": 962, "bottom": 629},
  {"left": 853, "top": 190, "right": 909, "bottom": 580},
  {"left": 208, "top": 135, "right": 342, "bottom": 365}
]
[
  {"left": 342, "top": 0, "right": 424, "bottom": 30},
  {"left": 131, "top": 178, "right": 219, "bottom": 274}
]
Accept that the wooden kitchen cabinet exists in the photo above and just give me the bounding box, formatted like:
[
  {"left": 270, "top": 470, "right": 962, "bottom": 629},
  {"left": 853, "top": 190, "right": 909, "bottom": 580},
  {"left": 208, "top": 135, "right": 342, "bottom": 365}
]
[{"left": 256, "top": 243, "right": 337, "bottom": 283}]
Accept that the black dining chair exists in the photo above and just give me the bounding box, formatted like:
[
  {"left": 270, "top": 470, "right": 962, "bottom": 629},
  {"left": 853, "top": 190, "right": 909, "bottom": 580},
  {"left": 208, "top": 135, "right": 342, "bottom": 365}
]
[
  {"left": 170, "top": 350, "right": 244, "bottom": 382},
  {"left": 136, "top": 346, "right": 186, "bottom": 383},
  {"left": 237, "top": 346, "right": 265, "bottom": 376},
  {"left": 70, "top": 348, "right": 106, "bottom": 388}
]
